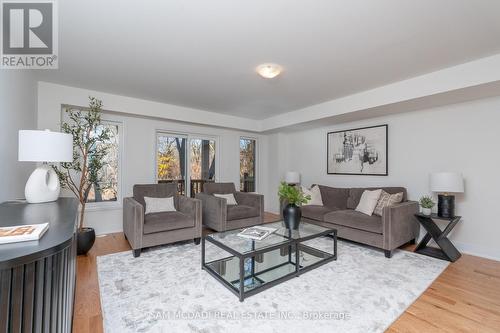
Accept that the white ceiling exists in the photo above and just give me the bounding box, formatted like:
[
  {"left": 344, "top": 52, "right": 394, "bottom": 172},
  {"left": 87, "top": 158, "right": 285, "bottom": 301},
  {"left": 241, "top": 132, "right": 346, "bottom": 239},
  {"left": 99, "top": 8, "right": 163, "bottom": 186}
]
[{"left": 36, "top": 0, "right": 500, "bottom": 120}]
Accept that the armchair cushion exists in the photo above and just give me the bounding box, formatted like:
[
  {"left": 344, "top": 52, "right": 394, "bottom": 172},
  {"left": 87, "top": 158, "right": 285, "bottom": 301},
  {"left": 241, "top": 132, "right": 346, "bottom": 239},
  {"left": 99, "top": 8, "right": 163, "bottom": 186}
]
[
  {"left": 324, "top": 210, "right": 383, "bottom": 234},
  {"left": 133, "top": 183, "right": 178, "bottom": 207},
  {"left": 143, "top": 211, "right": 194, "bottom": 234},
  {"left": 214, "top": 193, "right": 238, "bottom": 205},
  {"left": 227, "top": 204, "right": 259, "bottom": 221}
]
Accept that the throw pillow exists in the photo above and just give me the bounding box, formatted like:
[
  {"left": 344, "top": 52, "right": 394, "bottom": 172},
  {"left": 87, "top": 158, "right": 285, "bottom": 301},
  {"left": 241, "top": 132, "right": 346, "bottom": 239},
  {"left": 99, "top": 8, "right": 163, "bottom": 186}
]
[
  {"left": 355, "top": 189, "right": 382, "bottom": 216},
  {"left": 301, "top": 185, "right": 323, "bottom": 206},
  {"left": 214, "top": 193, "right": 238, "bottom": 205},
  {"left": 373, "top": 191, "right": 404, "bottom": 216},
  {"left": 144, "top": 196, "right": 176, "bottom": 215}
]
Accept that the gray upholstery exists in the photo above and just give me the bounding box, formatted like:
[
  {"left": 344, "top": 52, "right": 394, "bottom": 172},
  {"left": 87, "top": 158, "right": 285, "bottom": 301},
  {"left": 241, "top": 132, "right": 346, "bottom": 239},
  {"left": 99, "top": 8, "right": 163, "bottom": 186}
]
[
  {"left": 318, "top": 186, "right": 350, "bottom": 209},
  {"left": 144, "top": 211, "right": 194, "bottom": 234},
  {"left": 303, "top": 184, "right": 418, "bottom": 257},
  {"left": 123, "top": 184, "right": 202, "bottom": 257},
  {"left": 323, "top": 210, "right": 383, "bottom": 234},
  {"left": 196, "top": 183, "right": 264, "bottom": 232},
  {"left": 227, "top": 204, "right": 260, "bottom": 220},
  {"left": 203, "top": 182, "right": 236, "bottom": 195},
  {"left": 301, "top": 205, "right": 336, "bottom": 221}
]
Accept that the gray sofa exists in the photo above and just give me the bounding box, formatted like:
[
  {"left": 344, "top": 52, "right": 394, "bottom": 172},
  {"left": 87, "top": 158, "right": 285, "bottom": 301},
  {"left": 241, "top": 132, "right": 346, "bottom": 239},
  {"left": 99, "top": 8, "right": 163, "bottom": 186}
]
[
  {"left": 123, "top": 183, "right": 202, "bottom": 257},
  {"left": 302, "top": 185, "right": 419, "bottom": 258},
  {"left": 196, "top": 182, "right": 264, "bottom": 232}
]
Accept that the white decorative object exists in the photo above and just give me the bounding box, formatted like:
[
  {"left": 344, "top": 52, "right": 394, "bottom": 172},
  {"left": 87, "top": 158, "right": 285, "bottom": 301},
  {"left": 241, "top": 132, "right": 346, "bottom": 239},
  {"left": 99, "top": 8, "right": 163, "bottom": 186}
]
[
  {"left": 144, "top": 196, "right": 176, "bottom": 214},
  {"left": 18, "top": 130, "right": 73, "bottom": 203},
  {"left": 422, "top": 207, "right": 432, "bottom": 216},
  {"left": 97, "top": 239, "right": 448, "bottom": 333},
  {"left": 429, "top": 172, "right": 464, "bottom": 193},
  {"left": 355, "top": 189, "right": 382, "bottom": 216},
  {"left": 285, "top": 171, "right": 300, "bottom": 184},
  {"left": 213, "top": 193, "right": 238, "bottom": 205},
  {"left": 301, "top": 185, "right": 323, "bottom": 206}
]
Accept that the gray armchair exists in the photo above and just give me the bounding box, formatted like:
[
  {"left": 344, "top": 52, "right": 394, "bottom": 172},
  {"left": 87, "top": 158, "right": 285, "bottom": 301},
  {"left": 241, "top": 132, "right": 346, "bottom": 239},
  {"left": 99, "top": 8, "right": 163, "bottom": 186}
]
[
  {"left": 123, "top": 183, "right": 202, "bottom": 257},
  {"left": 196, "top": 182, "right": 264, "bottom": 232}
]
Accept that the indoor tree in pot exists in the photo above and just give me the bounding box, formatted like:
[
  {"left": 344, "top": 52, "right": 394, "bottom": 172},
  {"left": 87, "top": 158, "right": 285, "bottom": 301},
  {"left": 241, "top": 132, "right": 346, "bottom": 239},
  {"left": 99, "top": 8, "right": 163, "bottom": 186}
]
[
  {"left": 278, "top": 181, "right": 311, "bottom": 230},
  {"left": 54, "top": 97, "right": 112, "bottom": 255},
  {"left": 419, "top": 195, "right": 435, "bottom": 216}
]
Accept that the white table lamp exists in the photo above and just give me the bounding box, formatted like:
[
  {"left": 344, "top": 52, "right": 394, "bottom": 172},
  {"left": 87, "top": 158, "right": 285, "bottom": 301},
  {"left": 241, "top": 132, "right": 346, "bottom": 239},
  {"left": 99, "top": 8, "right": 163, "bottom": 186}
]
[
  {"left": 430, "top": 172, "right": 464, "bottom": 218},
  {"left": 19, "top": 130, "right": 73, "bottom": 203},
  {"left": 285, "top": 171, "right": 300, "bottom": 185}
]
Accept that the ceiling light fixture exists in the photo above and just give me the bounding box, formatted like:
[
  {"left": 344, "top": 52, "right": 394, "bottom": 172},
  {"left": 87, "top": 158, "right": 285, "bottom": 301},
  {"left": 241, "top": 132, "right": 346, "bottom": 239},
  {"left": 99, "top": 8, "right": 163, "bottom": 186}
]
[{"left": 256, "top": 63, "right": 283, "bottom": 79}]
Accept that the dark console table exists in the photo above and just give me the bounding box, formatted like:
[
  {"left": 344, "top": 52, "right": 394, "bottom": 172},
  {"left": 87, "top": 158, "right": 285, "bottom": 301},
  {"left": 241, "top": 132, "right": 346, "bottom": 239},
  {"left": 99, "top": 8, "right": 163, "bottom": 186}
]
[
  {"left": 414, "top": 213, "right": 461, "bottom": 262},
  {"left": 0, "top": 198, "right": 78, "bottom": 333}
]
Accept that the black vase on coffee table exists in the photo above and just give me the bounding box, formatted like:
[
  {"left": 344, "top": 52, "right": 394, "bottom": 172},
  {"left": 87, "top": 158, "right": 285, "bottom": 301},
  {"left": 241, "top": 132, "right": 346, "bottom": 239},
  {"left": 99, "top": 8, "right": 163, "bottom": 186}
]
[{"left": 283, "top": 203, "right": 301, "bottom": 230}]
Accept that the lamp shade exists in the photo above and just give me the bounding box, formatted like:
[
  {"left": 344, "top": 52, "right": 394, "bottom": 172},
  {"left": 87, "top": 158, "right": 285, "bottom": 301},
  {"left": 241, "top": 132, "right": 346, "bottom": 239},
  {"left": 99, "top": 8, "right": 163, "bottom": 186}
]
[
  {"left": 285, "top": 171, "right": 300, "bottom": 184},
  {"left": 19, "top": 130, "right": 73, "bottom": 162},
  {"left": 430, "top": 172, "right": 464, "bottom": 193}
]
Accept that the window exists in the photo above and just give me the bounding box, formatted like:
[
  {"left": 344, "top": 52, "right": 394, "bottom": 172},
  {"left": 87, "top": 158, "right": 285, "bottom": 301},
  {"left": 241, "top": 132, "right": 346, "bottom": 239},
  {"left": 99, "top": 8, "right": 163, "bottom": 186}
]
[
  {"left": 60, "top": 105, "right": 122, "bottom": 207},
  {"left": 189, "top": 138, "right": 216, "bottom": 197},
  {"left": 156, "top": 132, "right": 217, "bottom": 197},
  {"left": 86, "top": 122, "right": 120, "bottom": 203},
  {"left": 240, "top": 138, "right": 256, "bottom": 192},
  {"left": 157, "top": 134, "right": 187, "bottom": 195}
]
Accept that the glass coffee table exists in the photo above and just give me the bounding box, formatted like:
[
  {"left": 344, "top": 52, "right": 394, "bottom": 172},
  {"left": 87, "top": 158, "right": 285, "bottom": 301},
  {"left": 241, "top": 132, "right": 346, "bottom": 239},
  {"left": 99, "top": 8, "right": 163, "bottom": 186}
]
[{"left": 201, "top": 221, "right": 337, "bottom": 301}]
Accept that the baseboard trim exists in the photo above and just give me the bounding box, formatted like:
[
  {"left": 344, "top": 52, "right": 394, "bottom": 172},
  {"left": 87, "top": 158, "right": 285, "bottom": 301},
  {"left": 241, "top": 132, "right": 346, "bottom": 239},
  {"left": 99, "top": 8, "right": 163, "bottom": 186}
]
[{"left": 453, "top": 241, "right": 500, "bottom": 262}]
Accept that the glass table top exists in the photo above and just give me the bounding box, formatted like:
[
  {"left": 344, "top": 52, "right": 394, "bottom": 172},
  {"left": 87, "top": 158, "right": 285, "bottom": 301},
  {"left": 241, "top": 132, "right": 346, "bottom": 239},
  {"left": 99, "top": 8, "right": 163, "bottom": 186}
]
[{"left": 206, "top": 221, "right": 334, "bottom": 255}]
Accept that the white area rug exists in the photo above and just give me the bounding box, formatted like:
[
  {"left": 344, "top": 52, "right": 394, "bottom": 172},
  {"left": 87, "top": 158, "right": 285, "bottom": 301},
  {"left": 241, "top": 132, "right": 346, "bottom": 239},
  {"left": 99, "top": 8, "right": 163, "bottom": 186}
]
[{"left": 97, "top": 238, "right": 448, "bottom": 333}]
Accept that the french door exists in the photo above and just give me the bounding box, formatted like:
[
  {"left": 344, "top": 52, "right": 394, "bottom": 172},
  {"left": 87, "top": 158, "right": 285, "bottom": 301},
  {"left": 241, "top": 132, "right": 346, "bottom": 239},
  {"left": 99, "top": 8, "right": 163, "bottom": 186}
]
[{"left": 156, "top": 132, "right": 217, "bottom": 197}]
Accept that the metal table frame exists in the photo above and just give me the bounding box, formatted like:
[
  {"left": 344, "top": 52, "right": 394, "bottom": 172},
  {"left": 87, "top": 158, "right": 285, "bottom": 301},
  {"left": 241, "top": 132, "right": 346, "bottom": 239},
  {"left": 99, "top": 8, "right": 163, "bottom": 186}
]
[{"left": 202, "top": 227, "right": 337, "bottom": 302}]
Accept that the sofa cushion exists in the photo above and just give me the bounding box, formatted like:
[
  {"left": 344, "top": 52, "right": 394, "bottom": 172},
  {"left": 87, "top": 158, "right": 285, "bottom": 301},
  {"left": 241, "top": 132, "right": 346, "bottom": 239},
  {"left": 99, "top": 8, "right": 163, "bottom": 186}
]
[
  {"left": 373, "top": 191, "right": 404, "bottom": 216},
  {"left": 355, "top": 189, "right": 382, "bottom": 216},
  {"left": 323, "top": 210, "right": 383, "bottom": 234},
  {"left": 143, "top": 211, "right": 194, "bottom": 234},
  {"left": 302, "top": 185, "right": 323, "bottom": 206},
  {"left": 347, "top": 187, "right": 407, "bottom": 209},
  {"left": 301, "top": 205, "right": 336, "bottom": 221},
  {"left": 318, "top": 186, "right": 350, "bottom": 209},
  {"left": 227, "top": 204, "right": 259, "bottom": 220}
]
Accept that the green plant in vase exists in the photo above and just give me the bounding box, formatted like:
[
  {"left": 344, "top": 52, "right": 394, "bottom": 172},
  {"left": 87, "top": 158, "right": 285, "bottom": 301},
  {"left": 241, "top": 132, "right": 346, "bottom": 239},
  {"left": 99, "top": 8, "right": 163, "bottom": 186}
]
[
  {"left": 278, "top": 181, "right": 311, "bottom": 230},
  {"left": 53, "top": 96, "right": 112, "bottom": 255},
  {"left": 419, "top": 195, "right": 435, "bottom": 216}
]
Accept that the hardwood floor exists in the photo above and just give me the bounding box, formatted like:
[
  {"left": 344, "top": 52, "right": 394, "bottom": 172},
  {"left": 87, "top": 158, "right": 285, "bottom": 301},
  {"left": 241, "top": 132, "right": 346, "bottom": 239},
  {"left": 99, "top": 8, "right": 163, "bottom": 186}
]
[{"left": 73, "top": 212, "right": 500, "bottom": 332}]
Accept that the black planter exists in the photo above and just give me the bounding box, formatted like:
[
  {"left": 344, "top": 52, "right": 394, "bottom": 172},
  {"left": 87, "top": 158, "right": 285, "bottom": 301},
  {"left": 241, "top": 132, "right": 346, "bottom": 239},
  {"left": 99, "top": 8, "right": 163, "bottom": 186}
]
[
  {"left": 77, "top": 227, "right": 96, "bottom": 255},
  {"left": 283, "top": 203, "right": 302, "bottom": 230}
]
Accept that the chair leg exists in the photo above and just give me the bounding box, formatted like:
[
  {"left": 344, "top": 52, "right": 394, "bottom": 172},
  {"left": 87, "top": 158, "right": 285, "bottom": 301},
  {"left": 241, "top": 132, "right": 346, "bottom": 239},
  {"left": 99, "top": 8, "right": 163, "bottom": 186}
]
[
  {"left": 194, "top": 238, "right": 201, "bottom": 245},
  {"left": 133, "top": 249, "right": 141, "bottom": 258},
  {"left": 384, "top": 250, "right": 393, "bottom": 258}
]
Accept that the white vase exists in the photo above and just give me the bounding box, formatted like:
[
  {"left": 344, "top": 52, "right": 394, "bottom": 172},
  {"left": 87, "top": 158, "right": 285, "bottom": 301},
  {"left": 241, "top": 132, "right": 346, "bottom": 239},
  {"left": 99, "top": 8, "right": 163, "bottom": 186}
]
[{"left": 422, "top": 207, "right": 432, "bottom": 216}]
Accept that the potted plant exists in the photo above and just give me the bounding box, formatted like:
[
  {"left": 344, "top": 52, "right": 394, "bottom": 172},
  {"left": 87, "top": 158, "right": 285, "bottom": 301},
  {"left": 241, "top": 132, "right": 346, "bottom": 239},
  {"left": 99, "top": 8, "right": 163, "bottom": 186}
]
[
  {"left": 54, "top": 97, "right": 113, "bottom": 255},
  {"left": 419, "top": 196, "right": 435, "bottom": 216},
  {"left": 278, "top": 181, "right": 311, "bottom": 229}
]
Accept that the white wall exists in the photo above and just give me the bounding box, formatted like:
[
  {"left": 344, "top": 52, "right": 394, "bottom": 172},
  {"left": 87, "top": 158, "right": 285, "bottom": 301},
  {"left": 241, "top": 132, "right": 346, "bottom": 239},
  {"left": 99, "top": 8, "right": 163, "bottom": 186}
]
[
  {"left": 272, "top": 96, "right": 500, "bottom": 261},
  {"left": 0, "top": 72, "right": 37, "bottom": 202},
  {"left": 37, "top": 82, "right": 269, "bottom": 234}
]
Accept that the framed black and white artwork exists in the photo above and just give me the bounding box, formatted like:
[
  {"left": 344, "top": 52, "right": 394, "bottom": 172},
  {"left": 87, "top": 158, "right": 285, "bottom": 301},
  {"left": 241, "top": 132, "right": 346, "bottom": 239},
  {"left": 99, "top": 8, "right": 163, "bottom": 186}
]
[{"left": 327, "top": 124, "right": 388, "bottom": 176}]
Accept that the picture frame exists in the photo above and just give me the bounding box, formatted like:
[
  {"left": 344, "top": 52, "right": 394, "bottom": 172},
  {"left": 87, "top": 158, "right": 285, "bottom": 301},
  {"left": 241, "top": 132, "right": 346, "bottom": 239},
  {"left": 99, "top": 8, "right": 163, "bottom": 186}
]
[{"left": 327, "top": 124, "right": 388, "bottom": 176}]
